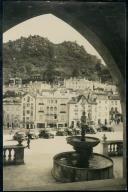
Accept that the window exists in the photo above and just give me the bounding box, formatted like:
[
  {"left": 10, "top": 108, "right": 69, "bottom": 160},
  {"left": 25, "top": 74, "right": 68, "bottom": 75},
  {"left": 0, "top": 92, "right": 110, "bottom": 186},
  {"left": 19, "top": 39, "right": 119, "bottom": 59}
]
[
  {"left": 27, "top": 96, "right": 30, "bottom": 102},
  {"left": 27, "top": 103, "right": 30, "bottom": 107},
  {"left": 23, "top": 111, "right": 25, "bottom": 116},
  {"left": 39, "top": 107, "right": 43, "bottom": 111},
  {"left": 27, "top": 110, "right": 30, "bottom": 114},
  {"left": 54, "top": 114, "right": 57, "bottom": 119},
  {"left": 54, "top": 107, "right": 57, "bottom": 111}
]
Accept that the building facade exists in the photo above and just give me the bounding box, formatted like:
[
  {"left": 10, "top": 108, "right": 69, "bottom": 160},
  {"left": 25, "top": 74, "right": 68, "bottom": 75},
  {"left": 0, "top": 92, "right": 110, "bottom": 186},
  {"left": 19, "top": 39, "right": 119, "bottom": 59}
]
[
  {"left": 21, "top": 94, "right": 36, "bottom": 129},
  {"left": 68, "top": 95, "right": 97, "bottom": 127},
  {"left": 3, "top": 98, "right": 22, "bottom": 129}
]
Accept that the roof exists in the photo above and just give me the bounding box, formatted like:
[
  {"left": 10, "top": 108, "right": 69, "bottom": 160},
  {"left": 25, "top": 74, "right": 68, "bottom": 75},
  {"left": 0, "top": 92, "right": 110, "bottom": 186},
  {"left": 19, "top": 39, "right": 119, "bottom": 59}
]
[
  {"left": 68, "top": 95, "right": 97, "bottom": 105},
  {"left": 22, "top": 92, "right": 36, "bottom": 98}
]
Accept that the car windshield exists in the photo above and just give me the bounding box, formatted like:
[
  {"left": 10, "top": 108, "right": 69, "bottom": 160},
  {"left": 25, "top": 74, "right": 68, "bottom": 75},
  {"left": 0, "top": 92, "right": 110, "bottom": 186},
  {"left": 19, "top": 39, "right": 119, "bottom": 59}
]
[
  {"left": 17, "top": 132, "right": 25, "bottom": 134},
  {"left": 15, "top": 132, "right": 25, "bottom": 136}
]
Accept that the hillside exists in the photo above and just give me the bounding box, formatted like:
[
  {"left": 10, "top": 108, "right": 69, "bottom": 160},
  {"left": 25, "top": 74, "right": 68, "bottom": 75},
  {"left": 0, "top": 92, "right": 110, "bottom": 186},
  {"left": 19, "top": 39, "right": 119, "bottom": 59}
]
[{"left": 3, "top": 35, "right": 112, "bottom": 84}]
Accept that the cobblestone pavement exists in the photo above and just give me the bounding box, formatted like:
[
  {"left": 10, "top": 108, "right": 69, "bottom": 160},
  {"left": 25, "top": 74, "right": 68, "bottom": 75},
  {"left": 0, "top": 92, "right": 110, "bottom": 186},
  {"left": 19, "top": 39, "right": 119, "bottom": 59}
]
[{"left": 3, "top": 128, "right": 123, "bottom": 191}]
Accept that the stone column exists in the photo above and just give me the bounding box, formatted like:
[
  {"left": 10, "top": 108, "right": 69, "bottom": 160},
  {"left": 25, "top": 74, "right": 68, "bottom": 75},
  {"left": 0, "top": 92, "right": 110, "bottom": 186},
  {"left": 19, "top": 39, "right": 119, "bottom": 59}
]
[
  {"left": 14, "top": 146, "right": 25, "bottom": 165},
  {"left": 102, "top": 134, "right": 108, "bottom": 156}
]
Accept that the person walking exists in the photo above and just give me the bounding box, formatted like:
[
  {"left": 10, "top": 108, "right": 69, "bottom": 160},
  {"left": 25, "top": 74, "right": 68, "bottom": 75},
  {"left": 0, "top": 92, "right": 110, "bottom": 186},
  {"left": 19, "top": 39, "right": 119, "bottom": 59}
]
[{"left": 27, "top": 131, "right": 31, "bottom": 149}]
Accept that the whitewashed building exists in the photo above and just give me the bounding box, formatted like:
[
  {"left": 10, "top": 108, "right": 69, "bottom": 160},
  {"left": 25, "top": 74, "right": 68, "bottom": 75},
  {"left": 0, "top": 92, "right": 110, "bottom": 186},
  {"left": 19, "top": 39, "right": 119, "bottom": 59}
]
[
  {"left": 3, "top": 97, "right": 22, "bottom": 129},
  {"left": 68, "top": 95, "right": 97, "bottom": 127},
  {"left": 94, "top": 93, "right": 110, "bottom": 124},
  {"left": 35, "top": 90, "right": 70, "bottom": 129},
  {"left": 21, "top": 94, "right": 36, "bottom": 129}
]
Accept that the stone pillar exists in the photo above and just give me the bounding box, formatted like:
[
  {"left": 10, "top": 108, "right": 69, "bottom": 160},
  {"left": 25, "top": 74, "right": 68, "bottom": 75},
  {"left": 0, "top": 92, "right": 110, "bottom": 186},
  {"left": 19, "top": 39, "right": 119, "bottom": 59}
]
[
  {"left": 102, "top": 134, "right": 108, "bottom": 156},
  {"left": 14, "top": 146, "right": 25, "bottom": 165}
]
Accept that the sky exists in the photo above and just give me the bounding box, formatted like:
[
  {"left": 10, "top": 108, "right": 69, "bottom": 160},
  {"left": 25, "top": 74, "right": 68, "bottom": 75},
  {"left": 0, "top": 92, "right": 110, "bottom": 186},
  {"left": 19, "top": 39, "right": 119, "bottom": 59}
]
[{"left": 3, "top": 14, "right": 105, "bottom": 65}]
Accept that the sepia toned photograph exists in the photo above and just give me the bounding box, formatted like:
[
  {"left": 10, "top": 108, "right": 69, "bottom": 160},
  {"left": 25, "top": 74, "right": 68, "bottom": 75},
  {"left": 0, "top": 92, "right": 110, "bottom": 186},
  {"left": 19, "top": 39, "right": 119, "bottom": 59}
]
[{"left": 2, "top": 1, "right": 126, "bottom": 191}]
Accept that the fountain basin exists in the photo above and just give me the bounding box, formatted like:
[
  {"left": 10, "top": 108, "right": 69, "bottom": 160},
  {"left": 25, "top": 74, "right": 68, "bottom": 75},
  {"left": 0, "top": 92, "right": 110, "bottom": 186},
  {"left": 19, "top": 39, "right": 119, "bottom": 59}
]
[
  {"left": 66, "top": 136, "right": 100, "bottom": 149},
  {"left": 52, "top": 152, "right": 113, "bottom": 182}
]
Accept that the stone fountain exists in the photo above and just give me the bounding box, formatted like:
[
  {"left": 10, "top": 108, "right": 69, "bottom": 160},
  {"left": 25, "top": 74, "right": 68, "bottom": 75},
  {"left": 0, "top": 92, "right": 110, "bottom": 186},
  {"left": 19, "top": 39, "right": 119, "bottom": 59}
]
[{"left": 52, "top": 112, "right": 113, "bottom": 182}]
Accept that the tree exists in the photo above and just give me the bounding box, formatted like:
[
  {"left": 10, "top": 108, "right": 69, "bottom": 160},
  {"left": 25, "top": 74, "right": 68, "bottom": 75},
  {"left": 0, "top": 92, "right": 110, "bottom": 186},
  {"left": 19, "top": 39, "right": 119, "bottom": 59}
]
[{"left": 72, "top": 68, "right": 79, "bottom": 77}]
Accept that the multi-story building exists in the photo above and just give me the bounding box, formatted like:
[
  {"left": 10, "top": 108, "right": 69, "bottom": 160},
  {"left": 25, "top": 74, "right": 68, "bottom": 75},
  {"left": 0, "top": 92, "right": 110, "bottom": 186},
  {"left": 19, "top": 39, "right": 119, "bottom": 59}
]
[
  {"left": 35, "top": 90, "right": 69, "bottom": 129},
  {"left": 64, "top": 78, "right": 117, "bottom": 93},
  {"left": 3, "top": 97, "right": 22, "bottom": 129},
  {"left": 68, "top": 92, "right": 120, "bottom": 127},
  {"left": 21, "top": 94, "right": 36, "bottom": 129},
  {"left": 68, "top": 95, "right": 97, "bottom": 127},
  {"left": 9, "top": 77, "right": 22, "bottom": 87},
  {"left": 3, "top": 79, "right": 122, "bottom": 131},
  {"left": 94, "top": 93, "right": 110, "bottom": 124},
  {"left": 108, "top": 95, "right": 122, "bottom": 113},
  {"left": 64, "top": 78, "right": 93, "bottom": 91},
  {"left": 108, "top": 95, "right": 122, "bottom": 123}
]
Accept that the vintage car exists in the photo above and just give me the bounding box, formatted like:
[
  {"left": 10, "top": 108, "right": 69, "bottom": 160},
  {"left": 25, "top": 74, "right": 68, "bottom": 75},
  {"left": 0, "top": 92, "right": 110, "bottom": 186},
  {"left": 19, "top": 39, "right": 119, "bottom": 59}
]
[
  {"left": 39, "top": 130, "right": 54, "bottom": 139},
  {"left": 86, "top": 126, "right": 97, "bottom": 134},
  {"left": 73, "top": 128, "right": 81, "bottom": 135},
  {"left": 26, "top": 129, "right": 39, "bottom": 139},
  {"left": 65, "top": 128, "right": 74, "bottom": 136},
  {"left": 56, "top": 130, "right": 68, "bottom": 136},
  {"left": 13, "top": 131, "right": 28, "bottom": 141},
  {"left": 97, "top": 125, "right": 114, "bottom": 132}
]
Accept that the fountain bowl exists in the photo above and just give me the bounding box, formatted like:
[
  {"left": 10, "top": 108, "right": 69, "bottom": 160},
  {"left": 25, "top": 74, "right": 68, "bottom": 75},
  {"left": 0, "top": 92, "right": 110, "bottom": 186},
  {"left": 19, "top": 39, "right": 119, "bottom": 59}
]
[{"left": 66, "top": 136, "right": 100, "bottom": 149}]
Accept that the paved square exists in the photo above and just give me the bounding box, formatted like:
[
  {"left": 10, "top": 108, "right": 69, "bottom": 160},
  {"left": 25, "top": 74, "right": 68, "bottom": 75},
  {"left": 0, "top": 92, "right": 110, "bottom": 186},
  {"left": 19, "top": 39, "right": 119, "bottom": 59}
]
[{"left": 3, "top": 129, "right": 123, "bottom": 191}]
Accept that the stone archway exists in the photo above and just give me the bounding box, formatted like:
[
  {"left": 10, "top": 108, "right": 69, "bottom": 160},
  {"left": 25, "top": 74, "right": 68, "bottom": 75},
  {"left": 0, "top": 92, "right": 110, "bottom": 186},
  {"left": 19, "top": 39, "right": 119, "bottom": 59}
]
[{"left": 3, "top": 2, "right": 126, "bottom": 179}]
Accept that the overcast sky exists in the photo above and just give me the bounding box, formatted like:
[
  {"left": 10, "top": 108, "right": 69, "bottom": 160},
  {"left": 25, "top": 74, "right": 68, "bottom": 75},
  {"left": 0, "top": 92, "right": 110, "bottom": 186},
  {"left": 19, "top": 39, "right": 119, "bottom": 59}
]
[{"left": 3, "top": 14, "right": 105, "bottom": 65}]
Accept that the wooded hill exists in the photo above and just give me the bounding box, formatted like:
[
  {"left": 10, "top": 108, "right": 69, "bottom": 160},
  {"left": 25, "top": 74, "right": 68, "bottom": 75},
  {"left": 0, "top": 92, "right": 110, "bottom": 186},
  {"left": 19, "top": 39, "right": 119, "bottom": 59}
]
[{"left": 3, "top": 35, "right": 112, "bottom": 84}]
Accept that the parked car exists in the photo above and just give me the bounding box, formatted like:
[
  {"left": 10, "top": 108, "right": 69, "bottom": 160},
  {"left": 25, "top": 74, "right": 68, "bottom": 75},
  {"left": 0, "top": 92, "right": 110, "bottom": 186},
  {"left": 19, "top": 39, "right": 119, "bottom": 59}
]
[
  {"left": 56, "top": 130, "right": 68, "bottom": 136},
  {"left": 73, "top": 128, "right": 81, "bottom": 135},
  {"left": 39, "top": 130, "right": 54, "bottom": 139},
  {"left": 65, "top": 128, "right": 74, "bottom": 136},
  {"left": 13, "top": 131, "right": 28, "bottom": 141},
  {"left": 85, "top": 126, "right": 97, "bottom": 134},
  {"left": 26, "top": 129, "right": 39, "bottom": 139},
  {"left": 97, "top": 125, "right": 114, "bottom": 132}
]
